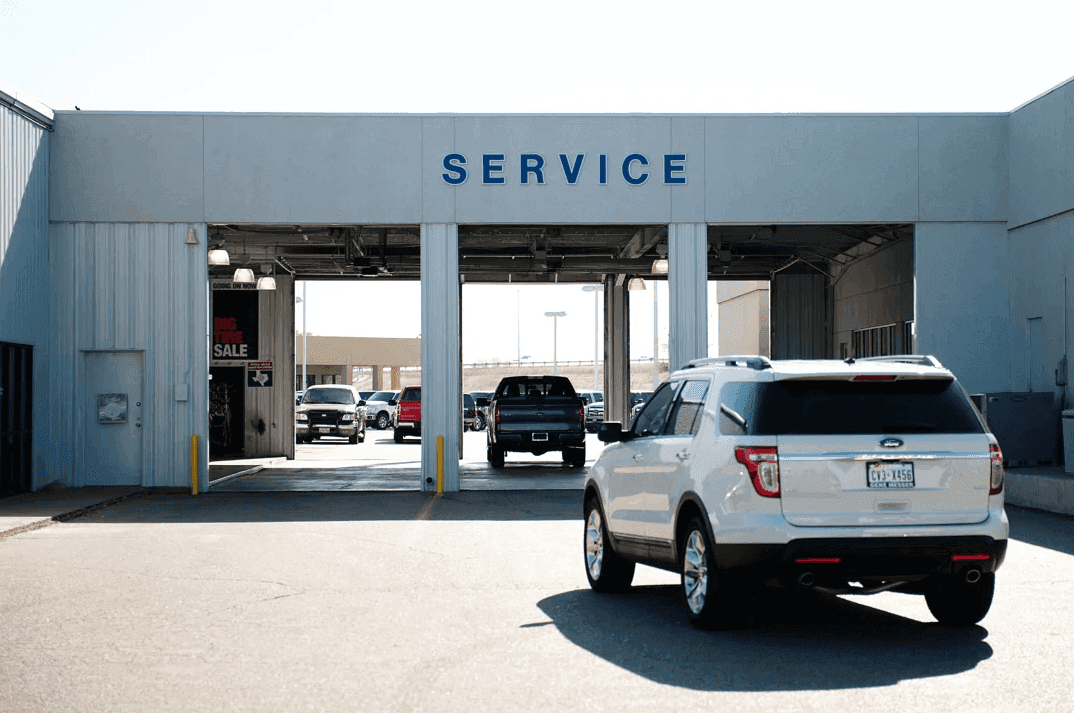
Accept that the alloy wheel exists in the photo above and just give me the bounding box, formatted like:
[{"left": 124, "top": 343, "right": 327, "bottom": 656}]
[{"left": 683, "top": 529, "right": 709, "bottom": 614}]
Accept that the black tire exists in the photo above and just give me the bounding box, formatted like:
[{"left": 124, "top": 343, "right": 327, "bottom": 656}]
[
  {"left": 475, "top": 413, "right": 486, "bottom": 431},
  {"left": 487, "top": 444, "right": 505, "bottom": 467},
  {"left": 394, "top": 429, "right": 404, "bottom": 444},
  {"left": 376, "top": 412, "right": 390, "bottom": 430},
  {"left": 583, "top": 498, "right": 634, "bottom": 592},
  {"left": 357, "top": 427, "right": 365, "bottom": 443},
  {"left": 563, "top": 446, "right": 586, "bottom": 468},
  {"left": 925, "top": 572, "right": 995, "bottom": 626},
  {"left": 680, "top": 516, "right": 737, "bottom": 630}
]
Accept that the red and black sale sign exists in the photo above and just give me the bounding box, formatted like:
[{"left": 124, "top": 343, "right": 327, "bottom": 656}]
[{"left": 212, "top": 289, "right": 259, "bottom": 360}]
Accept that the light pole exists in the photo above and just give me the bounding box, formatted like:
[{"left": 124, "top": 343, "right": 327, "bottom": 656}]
[
  {"left": 544, "top": 311, "right": 566, "bottom": 375},
  {"left": 581, "top": 285, "right": 603, "bottom": 390}
]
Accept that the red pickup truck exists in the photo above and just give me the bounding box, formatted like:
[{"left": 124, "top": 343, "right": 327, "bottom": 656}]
[{"left": 391, "top": 386, "right": 421, "bottom": 443}]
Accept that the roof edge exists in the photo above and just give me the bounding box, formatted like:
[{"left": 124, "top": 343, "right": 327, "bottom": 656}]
[
  {"left": 0, "top": 83, "right": 55, "bottom": 128},
  {"left": 1011, "top": 73, "right": 1074, "bottom": 114}
]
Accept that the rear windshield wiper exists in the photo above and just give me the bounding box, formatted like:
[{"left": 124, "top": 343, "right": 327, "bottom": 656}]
[{"left": 720, "top": 403, "right": 748, "bottom": 431}]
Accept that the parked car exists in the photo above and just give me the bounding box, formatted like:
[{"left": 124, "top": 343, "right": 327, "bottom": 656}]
[
  {"left": 628, "top": 391, "right": 652, "bottom": 425},
  {"left": 363, "top": 390, "right": 399, "bottom": 430},
  {"left": 578, "top": 391, "right": 604, "bottom": 432},
  {"left": 469, "top": 391, "right": 493, "bottom": 430},
  {"left": 463, "top": 393, "right": 477, "bottom": 431},
  {"left": 584, "top": 355, "right": 1007, "bottom": 629},
  {"left": 486, "top": 376, "right": 587, "bottom": 467},
  {"left": 295, "top": 385, "right": 367, "bottom": 444},
  {"left": 391, "top": 386, "right": 422, "bottom": 443},
  {"left": 295, "top": 390, "right": 304, "bottom": 406}
]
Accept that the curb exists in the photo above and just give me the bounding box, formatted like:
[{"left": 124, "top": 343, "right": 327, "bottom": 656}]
[
  {"left": 208, "top": 457, "right": 287, "bottom": 489},
  {"left": 0, "top": 489, "right": 147, "bottom": 540}
]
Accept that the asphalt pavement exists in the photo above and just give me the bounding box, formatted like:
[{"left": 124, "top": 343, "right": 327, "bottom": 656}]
[{"left": 1, "top": 490, "right": 1072, "bottom": 712}]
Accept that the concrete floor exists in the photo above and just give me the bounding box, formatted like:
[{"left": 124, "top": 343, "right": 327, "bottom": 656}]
[{"left": 209, "top": 430, "right": 604, "bottom": 492}]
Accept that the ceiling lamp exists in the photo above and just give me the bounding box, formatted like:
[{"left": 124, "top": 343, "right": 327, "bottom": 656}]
[
  {"left": 256, "top": 264, "right": 277, "bottom": 290},
  {"left": 207, "top": 247, "right": 230, "bottom": 266},
  {"left": 233, "top": 267, "right": 255, "bottom": 284},
  {"left": 651, "top": 258, "right": 669, "bottom": 275},
  {"left": 627, "top": 278, "right": 647, "bottom": 291}
]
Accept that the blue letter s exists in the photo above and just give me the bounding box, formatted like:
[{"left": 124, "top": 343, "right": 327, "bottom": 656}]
[{"left": 442, "top": 153, "right": 467, "bottom": 185}]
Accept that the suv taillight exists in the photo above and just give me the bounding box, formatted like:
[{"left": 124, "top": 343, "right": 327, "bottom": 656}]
[
  {"left": 736, "top": 447, "right": 780, "bottom": 498},
  {"left": 578, "top": 406, "right": 585, "bottom": 423},
  {"left": 989, "top": 443, "right": 1004, "bottom": 495},
  {"left": 494, "top": 405, "right": 500, "bottom": 424}
]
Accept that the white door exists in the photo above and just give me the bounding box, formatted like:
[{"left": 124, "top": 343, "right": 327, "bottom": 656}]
[{"left": 84, "top": 351, "right": 144, "bottom": 486}]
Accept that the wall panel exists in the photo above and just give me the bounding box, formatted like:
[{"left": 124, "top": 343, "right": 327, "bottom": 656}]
[{"left": 49, "top": 222, "right": 209, "bottom": 488}]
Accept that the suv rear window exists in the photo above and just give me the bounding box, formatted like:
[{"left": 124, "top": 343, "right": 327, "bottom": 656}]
[
  {"left": 401, "top": 388, "right": 421, "bottom": 402},
  {"left": 719, "top": 379, "right": 984, "bottom": 436}
]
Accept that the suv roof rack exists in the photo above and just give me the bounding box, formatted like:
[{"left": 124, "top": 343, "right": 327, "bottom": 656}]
[
  {"left": 856, "top": 355, "right": 944, "bottom": 369},
  {"left": 686, "top": 355, "right": 773, "bottom": 370}
]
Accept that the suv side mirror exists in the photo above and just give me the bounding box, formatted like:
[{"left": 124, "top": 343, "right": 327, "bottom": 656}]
[
  {"left": 358, "top": 400, "right": 367, "bottom": 406},
  {"left": 388, "top": 399, "right": 397, "bottom": 406},
  {"left": 598, "top": 422, "right": 627, "bottom": 443}
]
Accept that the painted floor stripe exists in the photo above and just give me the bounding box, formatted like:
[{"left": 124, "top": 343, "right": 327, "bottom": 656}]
[{"left": 415, "top": 493, "right": 442, "bottom": 520}]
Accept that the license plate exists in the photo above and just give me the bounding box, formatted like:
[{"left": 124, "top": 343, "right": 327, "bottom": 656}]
[
  {"left": 867, "top": 461, "right": 914, "bottom": 488},
  {"left": 318, "top": 427, "right": 331, "bottom": 433}
]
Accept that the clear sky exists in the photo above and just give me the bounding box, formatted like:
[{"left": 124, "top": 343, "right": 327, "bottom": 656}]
[{"left": 4, "top": 0, "right": 1071, "bottom": 361}]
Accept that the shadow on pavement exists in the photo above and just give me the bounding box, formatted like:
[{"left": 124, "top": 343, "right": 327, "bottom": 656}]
[
  {"left": 56, "top": 490, "right": 583, "bottom": 524},
  {"left": 1007, "top": 504, "right": 1074, "bottom": 557},
  {"left": 537, "top": 586, "right": 991, "bottom": 692}
]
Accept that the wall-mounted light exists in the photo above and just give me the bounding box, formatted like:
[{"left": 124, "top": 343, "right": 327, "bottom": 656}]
[
  {"left": 207, "top": 247, "right": 230, "bottom": 266},
  {"left": 186, "top": 227, "right": 198, "bottom": 245}
]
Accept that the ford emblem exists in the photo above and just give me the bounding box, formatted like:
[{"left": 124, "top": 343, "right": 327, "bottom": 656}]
[{"left": 880, "top": 437, "right": 904, "bottom": 448}]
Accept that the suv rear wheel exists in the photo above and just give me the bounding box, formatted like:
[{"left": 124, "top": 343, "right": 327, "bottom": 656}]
[
  {"left": 925, "top": 572, "right": 995, "bottom": 626},
  {"left": 681, "top": 516, "right": 737, "bottom": 630},
  {"left": 583, "top": 499, "right": 634, "bottom": 592}
]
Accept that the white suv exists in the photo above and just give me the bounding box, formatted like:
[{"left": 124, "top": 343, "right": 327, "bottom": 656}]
[{"left": 583, "top": 355, "right": 1008, "bottom": 629}]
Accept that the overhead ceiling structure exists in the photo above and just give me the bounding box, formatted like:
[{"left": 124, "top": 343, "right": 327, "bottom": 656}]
[{"left": 207, "top": 223, "right": 912, "bottom": 283}]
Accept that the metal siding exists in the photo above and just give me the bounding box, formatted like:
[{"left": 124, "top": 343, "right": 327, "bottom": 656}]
[
  {"left": 47, "top": 222, "right": 209, "bottom": 488},
  {"left": 668, "top": 223, "right": 708, "bottom": 371},
  {"left": 421, "top": 223, "right": 460, "bottom": 491},
  {"left": 245, "top": 275, "right": 295, "bottom": 458},
  {"left": 1, "top": 102, "right": 50, "bottom": 490},
  {"left": 771, "top": 273, "right": 829, "bottom": 360}
]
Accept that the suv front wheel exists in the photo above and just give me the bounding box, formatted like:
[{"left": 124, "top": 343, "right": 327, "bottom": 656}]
[
  {"left": 583, "top": 499, "right": 634, "bottom": 592},
  {"left": 681, "top": 516, "right": 737, "bottom": 630}
]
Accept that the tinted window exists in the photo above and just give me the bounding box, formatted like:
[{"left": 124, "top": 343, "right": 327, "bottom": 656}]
[
  {"left": 719, "top": 379, "right": 984, "bottom": 435},
  {"left": 302, "top": 388, "right": 355, "bottom": 405},
  {"left": 402, "top": 388, "right": 421, "bottom": 402},
  {"left": 669, "top": 380, "right": 710, "bottom": 436},
  {"left": 370, "top": 391, "right": 396, "bottom": 402},
  {"left": 497, "top": 377, "right": 576, "bottom": 398},
  {"left": 464, "top": 394, "right": 475, "bottom": 409},
  {"left": 632, "top": 382, "right": 679, "bottom": 437}
]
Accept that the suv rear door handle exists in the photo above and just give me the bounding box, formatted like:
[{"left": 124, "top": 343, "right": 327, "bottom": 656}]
[
  {"left": 676, "top": 451, "right": 690, "bottom": 461},
  {"left": 632, "top": 453, "right": 644, "bottom": 462}
]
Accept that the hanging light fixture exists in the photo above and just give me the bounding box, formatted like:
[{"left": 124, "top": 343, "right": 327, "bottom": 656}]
[
  {"left": 207, "top": 244, "right": 230, "bottom": 266},
  {"left": 651, "top": 244, "right": 668, "bottom": 275},
  {"left": 256, "top": 263, "right": 276, "bottom": 291},
  {"left": 627, "top": 277, "right": 647, "bottom": 291},
  {"left": 233, "top": 267, "right": 255, "bottom": 284}
]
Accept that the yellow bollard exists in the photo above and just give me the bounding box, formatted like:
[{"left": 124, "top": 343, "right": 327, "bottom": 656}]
[
  {"left": 436, "top": 435, "right": 444, "bottom": 494},
  {"left": 191, "top": 435, "right": 199, "bottom": 496}
]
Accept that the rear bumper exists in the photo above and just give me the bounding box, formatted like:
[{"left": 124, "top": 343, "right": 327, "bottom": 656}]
[
  {"left": 494, "top": 431, "right": 585, "bottom": 451},
  {"left": 713, "top": 536, "right": 1008, "bottom": 582}
]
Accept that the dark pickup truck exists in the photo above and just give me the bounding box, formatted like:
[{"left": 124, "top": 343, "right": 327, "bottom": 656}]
[{"left": 486, "top": 376, "right": 587, "bottom": 468}]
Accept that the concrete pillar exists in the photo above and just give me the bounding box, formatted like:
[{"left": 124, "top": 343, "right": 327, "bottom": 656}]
[
  {"left": 668, "top": 223, "right": 709, "bottom": 371},
  {"left": 391, "top": 367, "right": 400, "bottom": 390},
  {"left": 371, "top": 366, "right": 382, "bottom": 390},
  {"left": 603, "top": 275, "right": 631, "bottom": 425},
  {"left": 345, "top": 362, "right": 354, "bottom": 386},
  {"left": 420, "top": 223, "right": 460, "bottom": 492}
]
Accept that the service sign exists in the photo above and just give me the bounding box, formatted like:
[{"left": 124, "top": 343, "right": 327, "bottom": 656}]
[
  {"left": 441, "top": 152, "right": 688, "bottom": 186},
  {"left": 212, "top": 288, "right": 259, "bottom": 360}
]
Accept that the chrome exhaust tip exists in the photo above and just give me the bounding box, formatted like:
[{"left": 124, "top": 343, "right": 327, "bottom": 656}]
[
  {"left": 965, "top": 569, "right": 982, "bottom": 584},
  {"left": 798, "top": 572, "right": 815, "bottom": 587}
]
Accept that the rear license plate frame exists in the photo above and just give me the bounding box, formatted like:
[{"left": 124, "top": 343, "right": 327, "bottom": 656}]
[{"left": 867, "top": 461, "right": 915, "bottom": 489}]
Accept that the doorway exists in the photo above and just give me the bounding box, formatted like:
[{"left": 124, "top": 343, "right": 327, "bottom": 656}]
[{"left": 0, "top": 342, "right": 33, "bottom": 495}]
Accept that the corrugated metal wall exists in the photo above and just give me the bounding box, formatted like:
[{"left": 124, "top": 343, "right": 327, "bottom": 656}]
[
  {"left": 771, "top": 272, "right": 830, "bottom": 359},
  {"left": 1, "top": 101, "right": 50, "bottom": 489},
  {"left": 248, "top": 276, "right": 295, "bottom": 458},
  {"left": 48, "top": 222, "right": 209, "bottom": 488}
]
